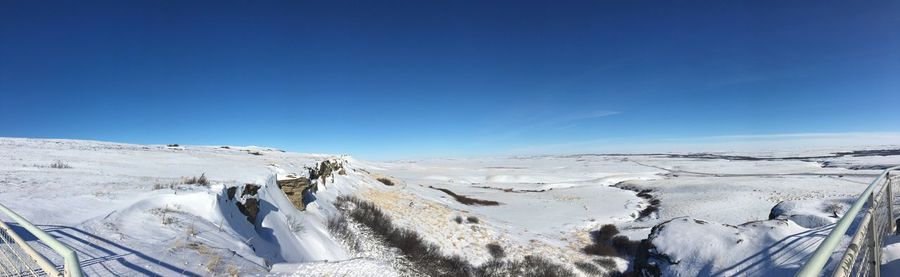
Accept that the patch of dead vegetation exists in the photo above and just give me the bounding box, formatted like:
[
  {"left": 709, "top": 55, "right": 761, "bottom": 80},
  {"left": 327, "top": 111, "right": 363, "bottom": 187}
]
[
  {"left": 182, "top": 173, "right": 209, "bottom": 186},
  {"left": 335, "top": 196, "right": 578, "bottom": 276},
  {"left": 376, "top": 177, "right": 396, "bottom": 186},
  {"left": 428, "top": 186, "right": 502, "bottom": 206}
]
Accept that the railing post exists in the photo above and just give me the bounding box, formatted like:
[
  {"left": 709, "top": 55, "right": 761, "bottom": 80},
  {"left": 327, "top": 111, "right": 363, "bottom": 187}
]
[
  {"left": 889, "top": 173, "right": 896, "bottom": 234},
  {"left": 869, "top": 191, "right": 881, "bottom": 277}
]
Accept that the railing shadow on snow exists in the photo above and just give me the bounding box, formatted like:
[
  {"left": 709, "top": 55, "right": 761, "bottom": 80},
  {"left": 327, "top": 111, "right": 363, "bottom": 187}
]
[
  {"left": 3, "top": 222, "right": 39, "bottom": 242},
  {"left": 34, "top": 224, "right": 202, "bottom": 277},
  {"left": 707, "top": 223, "right": 835, "bottom": 277}
]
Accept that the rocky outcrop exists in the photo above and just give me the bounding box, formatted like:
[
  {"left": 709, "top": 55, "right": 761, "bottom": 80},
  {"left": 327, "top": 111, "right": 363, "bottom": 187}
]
[
  {"left": 235, "top": 184, "right": 261, "bottom": 225},
  {"left": 277, "top": 175, "right": 315, "bottom": 211},
  {"left": 278, "top": 159, "right": 347, "bottom": 211},
  {"left": 308, "top": 160, "right": 346, "bottom": 185}
]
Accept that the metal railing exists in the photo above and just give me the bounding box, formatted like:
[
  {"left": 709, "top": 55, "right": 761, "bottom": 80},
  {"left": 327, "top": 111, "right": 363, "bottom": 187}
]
[
  {"left": 0, "top": 204, "right": 83, "bottom": 277},
  {"left": 797, "top": 165, "right": 900, "bottom": 277}
]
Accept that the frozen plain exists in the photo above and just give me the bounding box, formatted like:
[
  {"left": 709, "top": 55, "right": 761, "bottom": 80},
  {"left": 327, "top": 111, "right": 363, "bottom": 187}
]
[{"left": 1, "top": 137, "right": 899, "bottom": 276}]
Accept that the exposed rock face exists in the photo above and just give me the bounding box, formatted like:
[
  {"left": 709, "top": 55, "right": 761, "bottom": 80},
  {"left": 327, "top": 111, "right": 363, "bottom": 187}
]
[
  {"left": 277, "top": 176, "right": 314, "bottom": 211},
  {"left": 280, "top": 159, "right": 346, "bottom": 211},
  {"left": 308, "top": 159, "right": 345, "bottom": 185},
  {"left": 235, "top": 184, "right": 260, "bottom": 225},
  {"left": 319, "top": 161, "right": 333, "bottom": 182}
]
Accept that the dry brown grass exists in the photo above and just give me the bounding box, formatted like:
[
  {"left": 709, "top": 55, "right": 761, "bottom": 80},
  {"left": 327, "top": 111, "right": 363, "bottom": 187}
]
[
  {"left": 227, "top": 265, "right": 239, "bottom": 276},
  {"left": 206, "top": 255, "right": 221, "bottom": 273},
  {"left": 182, "top": 173, "right": 209, "bottom": 186}
]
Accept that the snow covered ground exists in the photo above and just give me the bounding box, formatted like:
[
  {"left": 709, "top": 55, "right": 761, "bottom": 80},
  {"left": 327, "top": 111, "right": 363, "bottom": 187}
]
[
  {"left": 0, "top": 138, "right": 387, "bottom": 276},
  {"left": 1, "top": 137, "right": 899, "bottom": 276},
  {"left": 365, "top": 150, "right": 900, "bottom": 276}
]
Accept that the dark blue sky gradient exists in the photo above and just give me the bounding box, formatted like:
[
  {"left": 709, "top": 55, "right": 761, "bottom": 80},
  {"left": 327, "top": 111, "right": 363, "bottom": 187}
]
[{"left": 2, "top": 1, "right": 899, "bottom": 159}]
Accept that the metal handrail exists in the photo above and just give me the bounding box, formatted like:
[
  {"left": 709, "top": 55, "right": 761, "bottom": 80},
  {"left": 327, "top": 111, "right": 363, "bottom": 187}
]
[
  {"left": 0, "top": 203, "right": 83, "bottom": 277},
  {"left": 796, "top": 165, "right": 900, "bottom": 277},
  {"left": 0, "top": 220, "right": 60, "bottom": 276}
]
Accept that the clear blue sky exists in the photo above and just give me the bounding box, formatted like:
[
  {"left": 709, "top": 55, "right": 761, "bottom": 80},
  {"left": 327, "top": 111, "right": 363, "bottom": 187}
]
[{"left": 1, "top": 1, "right": 899, "bottom": 159}]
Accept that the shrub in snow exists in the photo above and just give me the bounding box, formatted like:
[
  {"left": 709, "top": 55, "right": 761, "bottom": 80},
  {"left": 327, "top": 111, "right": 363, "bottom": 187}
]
[
  {"left": 573, "top": 261, "right": 603, "bottom": 276},
  {"left": 824, "top": 203, "right": 844, "bottom": 217},
  {"left": 591, "top": 224, "right": 619, "bottom": 244},
  {"left": 512, "top": 255, "right": 576, "bottom": 277},
  {"left": 376, "top": 177, "right": 395, "bottom": 186},
  {"left": 336, "top": 196, "right": 472, "bottom": 276},
  {"left": 486, "top": 243, "right": 505, "bottom": 259},
  {"left": 474, "top": 259, "right": 509, "bottom": 276},
  {"left": 326, "top": 214, "right": 363, "bottom": 252},
  {"left": 327, "top": 215, "right": 350, "bottom": 236},
  {"left": 334, "top": 195, "right": 576, "bottom": 277},
  {"left": 453, "top": 215, "right": 464, "bottom": 224},
  {"left": 584, "top": 223, "right": 642, "bottom": 259},
  {"left": 583, "top": 243, "right": 619, "bottom": 257},
  {"left": 183, "top": 173, "right": 209, "bottom": 186},
  {"left": 475, "top": 255, "right": 576, "bottom": 277},
  {"left": 592, "top": 258, "right": 617, "bottom": 272},
  {"left": 49, "top": 160, "right": 71, "bottom": 169},
  {"left": 611, "top": 235, "right": 639, "bottom": 256},
  {"left": 467, "top": 216, "right": 479, "bottom": 224}
]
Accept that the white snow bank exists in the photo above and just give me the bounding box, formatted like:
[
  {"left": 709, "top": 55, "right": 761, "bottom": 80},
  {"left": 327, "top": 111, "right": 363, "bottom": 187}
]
[
  {"left": 254, "top": 175, "right": 348, "bottom": 263},
  {"left": 0, "top": 137, "right": 374, "bottom": 275},
  {"left": 646, "top": 217, "right": 830, "bottom": 277},
  {"left": 768, "top": 198, "right": 852, "bottom": 228}
]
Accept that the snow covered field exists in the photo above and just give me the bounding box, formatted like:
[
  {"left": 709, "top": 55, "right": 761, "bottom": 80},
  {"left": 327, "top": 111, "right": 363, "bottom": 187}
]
[
  {"left": 0, "top": 138, "right": 380, "bottom": 276},
  {"left": 1, "top": 137, "right": 899, "bottom": 276}
]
